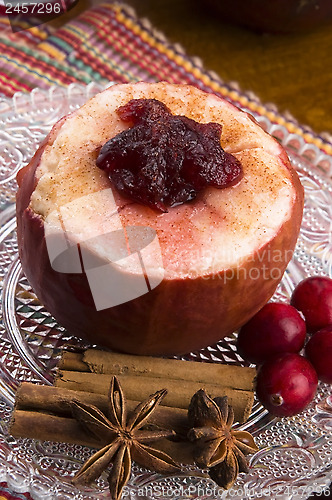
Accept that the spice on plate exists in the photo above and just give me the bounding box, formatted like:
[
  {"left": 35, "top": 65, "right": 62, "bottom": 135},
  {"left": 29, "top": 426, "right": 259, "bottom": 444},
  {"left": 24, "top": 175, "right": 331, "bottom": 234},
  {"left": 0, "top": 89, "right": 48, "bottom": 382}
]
[
  {"left": 10, "top": 380, "right": 259, "bottom": 497},
  {"left": 10, "top": 351, "right": 260, "bottom": 497},
  {"left": 187, "top": 390, "right": 258, "bottom": 489},
  {"left": 70, "top": 376, "right": 180, "bottom": 500}
]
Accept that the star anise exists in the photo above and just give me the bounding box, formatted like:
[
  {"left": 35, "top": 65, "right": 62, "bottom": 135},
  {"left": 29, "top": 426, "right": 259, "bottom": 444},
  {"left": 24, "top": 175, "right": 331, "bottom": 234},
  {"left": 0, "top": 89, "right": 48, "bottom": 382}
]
[
  {"left": 70, "top": 376, "right": 181, "bottom": 500},
  {"left": 187, "top": 390, "right": 259, "bottom": 490}
]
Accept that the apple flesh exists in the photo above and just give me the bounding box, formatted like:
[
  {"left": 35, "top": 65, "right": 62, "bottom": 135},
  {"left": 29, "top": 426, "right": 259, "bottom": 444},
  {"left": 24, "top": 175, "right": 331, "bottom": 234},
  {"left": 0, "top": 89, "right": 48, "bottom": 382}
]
[{"left": 16, "top": 82, "right": 304, "bottom": 355}]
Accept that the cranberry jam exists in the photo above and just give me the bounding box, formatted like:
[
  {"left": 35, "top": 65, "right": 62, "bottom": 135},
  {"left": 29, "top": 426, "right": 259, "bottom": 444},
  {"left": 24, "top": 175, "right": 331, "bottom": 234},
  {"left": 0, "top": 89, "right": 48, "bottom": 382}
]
[{"left": 96, "top": 98, "right": 242, "bottom": 212}]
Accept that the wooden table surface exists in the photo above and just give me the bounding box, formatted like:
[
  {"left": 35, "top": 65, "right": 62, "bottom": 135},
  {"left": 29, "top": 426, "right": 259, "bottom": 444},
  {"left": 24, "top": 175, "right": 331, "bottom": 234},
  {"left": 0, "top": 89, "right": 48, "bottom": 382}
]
[
  {"left": 53, "top": 0, "right": 332, "bottom": 138},
  {"left": 127, "top": 0, "right": 332, "bottom": 138}
]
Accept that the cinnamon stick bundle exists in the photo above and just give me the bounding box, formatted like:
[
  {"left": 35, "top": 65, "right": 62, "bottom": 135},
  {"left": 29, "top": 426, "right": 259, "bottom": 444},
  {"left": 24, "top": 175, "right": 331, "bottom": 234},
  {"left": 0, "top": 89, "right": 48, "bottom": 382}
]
[
  {"left": 11, "top": 351, "right": 255, "bottom": 455},
  {"left": 55, "top": 370, "right": 254, "bottom": 423}
]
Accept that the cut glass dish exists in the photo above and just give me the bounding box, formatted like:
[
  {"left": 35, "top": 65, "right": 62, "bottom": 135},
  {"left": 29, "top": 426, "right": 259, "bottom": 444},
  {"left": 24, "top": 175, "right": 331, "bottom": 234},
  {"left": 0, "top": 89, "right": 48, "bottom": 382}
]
[{"left": 0, "top": 83, "right": 331, "bottom": 499}]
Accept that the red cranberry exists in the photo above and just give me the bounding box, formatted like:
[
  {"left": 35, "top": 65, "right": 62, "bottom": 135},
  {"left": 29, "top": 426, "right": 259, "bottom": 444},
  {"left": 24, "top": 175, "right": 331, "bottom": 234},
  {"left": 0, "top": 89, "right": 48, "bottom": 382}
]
[
  {"left": 236, "top": 302, "right": 306, "bottom": 364},
  {"left": 305, "top": 326, "right": 332, "bottom": 384},
  {"left": 256, "top": 353, "right": 318, "bottom": 417},
  {"left": 291, "top": 276, "right": 332, "bottom": 333}
]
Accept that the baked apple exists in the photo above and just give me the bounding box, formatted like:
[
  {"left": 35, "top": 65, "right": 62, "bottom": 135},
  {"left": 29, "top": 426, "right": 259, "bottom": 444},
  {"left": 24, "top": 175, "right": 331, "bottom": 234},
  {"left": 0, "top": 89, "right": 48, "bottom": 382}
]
[{"left": 16, "top": 82, "right": 304, "bottom": 355}]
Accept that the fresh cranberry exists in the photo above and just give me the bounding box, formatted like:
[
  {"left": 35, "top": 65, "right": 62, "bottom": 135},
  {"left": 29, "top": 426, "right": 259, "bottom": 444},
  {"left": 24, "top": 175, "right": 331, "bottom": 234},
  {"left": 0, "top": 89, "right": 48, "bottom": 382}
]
[
  {"left": 305, "top": 326, "right": 332, "bottom": 384},
  {"left": 96, "top": 98, "right": 242, "bottom": 211},
  {"left": 290, "top": 276, "right": 332, "bottom": 333},
  {"left": 256, "top": 353, "right": 318, "bottom": 417},
  {"left": 236, "top": 302, "right": 306, "bottom": 364}
]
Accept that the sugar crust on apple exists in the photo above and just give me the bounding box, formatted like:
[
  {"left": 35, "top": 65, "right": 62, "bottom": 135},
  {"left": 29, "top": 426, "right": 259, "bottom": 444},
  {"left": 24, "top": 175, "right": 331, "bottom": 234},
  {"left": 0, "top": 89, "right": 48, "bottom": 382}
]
[{"left": 16, "top": 82, "right": 304, "bottom": 355}]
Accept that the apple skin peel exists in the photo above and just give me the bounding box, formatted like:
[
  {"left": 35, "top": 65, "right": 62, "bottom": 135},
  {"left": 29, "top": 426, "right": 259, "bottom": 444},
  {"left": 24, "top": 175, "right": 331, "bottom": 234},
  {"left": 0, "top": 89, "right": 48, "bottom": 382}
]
[{"left": 16, "top": 82, "right": 304, "bottom": 355}]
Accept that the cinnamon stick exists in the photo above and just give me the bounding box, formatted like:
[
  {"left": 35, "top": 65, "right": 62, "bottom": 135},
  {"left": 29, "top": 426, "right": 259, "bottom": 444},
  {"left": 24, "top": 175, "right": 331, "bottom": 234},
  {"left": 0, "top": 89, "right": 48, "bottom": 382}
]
[
  {"left": 60, "top": 350, "right": 256, "bottom": 392},
  {"left": 15, "top": 382, "right": 188, "bottom": 436},
  {"left": 11, "top": 410, "right": 100, "bottom": 448},
  {"left": 58, "top": 352, "right": 88, "bottom": 372},
  {"left": 55, "top": 370, "right": 254, "bottom": 423},
  {"left": 10, "top": 410, "right": 194, "bottom": 465}
]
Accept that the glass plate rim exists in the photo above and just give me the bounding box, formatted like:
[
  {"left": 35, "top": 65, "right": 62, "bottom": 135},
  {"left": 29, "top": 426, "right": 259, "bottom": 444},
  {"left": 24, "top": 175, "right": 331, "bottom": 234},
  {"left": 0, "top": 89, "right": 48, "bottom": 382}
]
[{"left": 0, "top": 82, "right": 332, "bottom": 499}]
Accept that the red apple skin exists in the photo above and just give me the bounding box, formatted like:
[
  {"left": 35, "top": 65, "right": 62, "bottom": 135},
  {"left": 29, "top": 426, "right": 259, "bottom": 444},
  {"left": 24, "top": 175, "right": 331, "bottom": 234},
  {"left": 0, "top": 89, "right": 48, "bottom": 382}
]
[
  {"left": 203, "top": 0, "right": 332, "bottom": 33},
  {"left": 16, "top": 106, "right": 304, "bottom": 356}
]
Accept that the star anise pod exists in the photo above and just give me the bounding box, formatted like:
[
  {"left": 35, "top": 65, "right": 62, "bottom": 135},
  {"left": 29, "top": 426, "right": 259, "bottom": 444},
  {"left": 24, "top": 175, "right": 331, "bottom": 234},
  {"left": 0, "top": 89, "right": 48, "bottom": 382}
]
[
  {"left": 70, "top": 376, "right": 181, "bottom": 500},
  {"left": 187, "top": 390, "right": 258, "bottom": 490}
]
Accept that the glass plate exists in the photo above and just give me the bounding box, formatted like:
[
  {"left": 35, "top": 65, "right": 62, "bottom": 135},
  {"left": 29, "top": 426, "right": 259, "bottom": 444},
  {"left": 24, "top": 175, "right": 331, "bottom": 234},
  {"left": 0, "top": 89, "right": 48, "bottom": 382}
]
[{"left": 0, "top": 83, "right": 332, "bottom": 499}]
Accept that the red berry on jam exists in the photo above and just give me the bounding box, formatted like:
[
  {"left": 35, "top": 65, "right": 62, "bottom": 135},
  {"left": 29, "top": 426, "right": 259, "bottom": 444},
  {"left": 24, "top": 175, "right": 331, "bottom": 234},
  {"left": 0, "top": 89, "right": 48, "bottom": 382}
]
[
  {"left": 256, "top": 353, "right": 318, "bottom": 417},
  {"left": 236, "top": 302, "right": 306, "bottom": 364},
  {"left": 305, "top": 326, "right": 332, "bottom": 384},
  {"left": 96, "top": 98, "right": 242, "bottom": 211},
  {"left": 291, "top": 276, "right": 332, "bottom": 333}
]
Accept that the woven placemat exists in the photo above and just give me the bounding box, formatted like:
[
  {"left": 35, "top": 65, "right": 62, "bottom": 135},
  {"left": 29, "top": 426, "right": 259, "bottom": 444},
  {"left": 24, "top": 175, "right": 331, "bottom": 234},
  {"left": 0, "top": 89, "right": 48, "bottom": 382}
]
[
  {"left": 0, "top": 482, "right": 31, "bottom": 500},
  {"left": 1, "top": 0, "right": 332, "bottom": 156}
]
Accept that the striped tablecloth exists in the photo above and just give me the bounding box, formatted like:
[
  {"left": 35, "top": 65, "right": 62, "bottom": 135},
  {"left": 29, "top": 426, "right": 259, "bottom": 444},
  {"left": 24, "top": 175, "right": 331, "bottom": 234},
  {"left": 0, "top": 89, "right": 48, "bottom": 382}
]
[
  {"left": 0, "top": 483, "right": 31, "bottom": 500},
  {"left": 1, "top": 0, "right": 332, "bottom": 155},
  {"left": 0, "top": 2, "right": 331, "bottom": 498}
]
